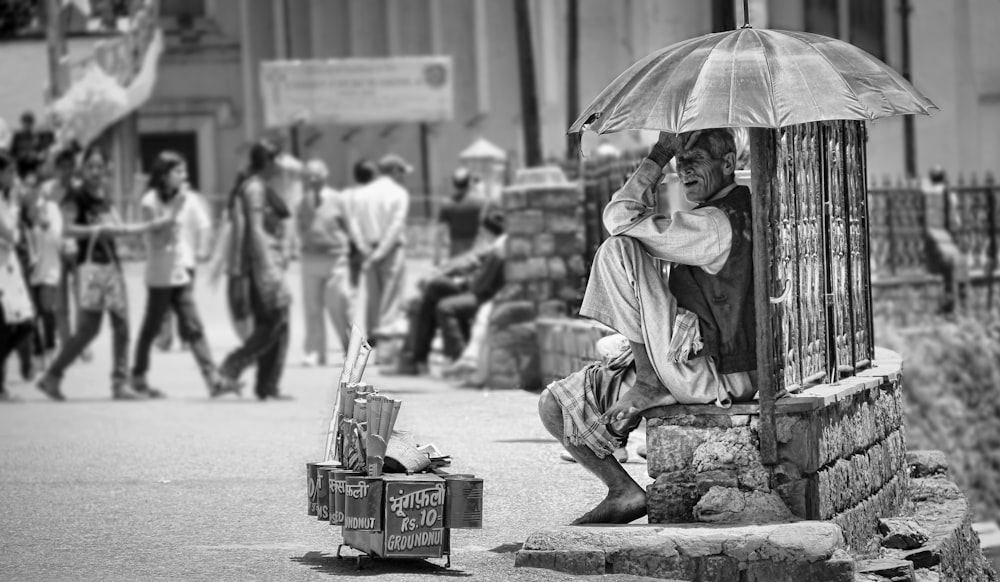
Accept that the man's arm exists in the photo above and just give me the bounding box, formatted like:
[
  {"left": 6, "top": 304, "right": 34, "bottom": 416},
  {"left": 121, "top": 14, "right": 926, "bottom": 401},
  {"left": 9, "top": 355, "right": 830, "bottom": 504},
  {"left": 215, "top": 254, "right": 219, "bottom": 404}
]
[{"left": 602, "top": 140, "right": 731, "bottom": 268}]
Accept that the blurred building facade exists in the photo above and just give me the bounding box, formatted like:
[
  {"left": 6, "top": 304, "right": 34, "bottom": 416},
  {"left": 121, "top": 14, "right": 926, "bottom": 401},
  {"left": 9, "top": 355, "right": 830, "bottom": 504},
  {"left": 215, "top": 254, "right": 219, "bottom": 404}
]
[{"left": 140, "top": 0, "right": 1000, "bottom": 212}]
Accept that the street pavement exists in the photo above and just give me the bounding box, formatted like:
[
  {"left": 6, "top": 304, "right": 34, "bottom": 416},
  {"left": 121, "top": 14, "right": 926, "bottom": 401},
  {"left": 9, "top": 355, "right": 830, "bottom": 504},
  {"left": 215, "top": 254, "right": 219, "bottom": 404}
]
[{"left": 1, "top": 260, "right": 653, "bottom": 581}]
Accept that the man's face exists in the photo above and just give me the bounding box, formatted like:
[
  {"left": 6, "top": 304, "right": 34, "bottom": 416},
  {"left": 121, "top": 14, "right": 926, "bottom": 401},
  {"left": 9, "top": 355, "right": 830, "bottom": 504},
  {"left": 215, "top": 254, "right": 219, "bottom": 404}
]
[
  {"left": 675, "top": 144, "right": 734, "bottom": 204},
  {"left": 305, "top": 168, "right": 326, "bottom": 190},
  {"left": 56, "top": 159, "right": 75, "bottom": 183},
  {"left": 389, "top": 167, "right": 407, "bottom": 185}
]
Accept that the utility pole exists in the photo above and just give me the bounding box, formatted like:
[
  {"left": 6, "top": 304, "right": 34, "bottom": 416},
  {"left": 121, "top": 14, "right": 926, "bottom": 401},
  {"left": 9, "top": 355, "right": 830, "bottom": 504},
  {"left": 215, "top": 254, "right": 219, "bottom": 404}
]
[
  {"left": 566, "top": 0, "right": 580, "bottom": 160},
  {"left": 513, "top": 0, "right": 543, "bottom": 167},
  {"left": 45, "top": 0, "right": 65, "bottom": 101},
  {"left": 899, "top": 0, "right": 917, "bottom": 178}
]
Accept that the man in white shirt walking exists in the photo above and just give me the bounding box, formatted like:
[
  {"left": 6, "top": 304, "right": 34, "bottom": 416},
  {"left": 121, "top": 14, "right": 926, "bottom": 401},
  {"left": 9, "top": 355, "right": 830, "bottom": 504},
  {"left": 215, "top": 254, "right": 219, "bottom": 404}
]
[{"left": 353, "top": 154, "right": 411, "bottom": 339}]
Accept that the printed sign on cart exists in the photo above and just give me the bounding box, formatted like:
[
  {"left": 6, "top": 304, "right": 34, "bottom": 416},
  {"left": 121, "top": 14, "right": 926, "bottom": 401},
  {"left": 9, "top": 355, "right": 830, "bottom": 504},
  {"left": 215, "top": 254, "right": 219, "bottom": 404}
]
[
  {"left": 260, "top": 57, "right": 454, "bottom": 128},
  {"left": 383, "top": 481, "right": 446, "bottom": 557}
]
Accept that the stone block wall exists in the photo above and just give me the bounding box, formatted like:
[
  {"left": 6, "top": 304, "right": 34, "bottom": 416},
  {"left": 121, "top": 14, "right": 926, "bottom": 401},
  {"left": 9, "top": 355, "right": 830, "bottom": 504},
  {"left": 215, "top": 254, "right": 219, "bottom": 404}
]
[
  {"left": 536, "top": 318, "right": 615, "bottom": 386},
  {"left": 644, "top": 351, "right": 908, "bottom": 552},
  {"left": 484, "top": 167, "right": 589, "bottom": 391},
  {"left": 501, "top": 178, "right": 589, "bottom": 316}
]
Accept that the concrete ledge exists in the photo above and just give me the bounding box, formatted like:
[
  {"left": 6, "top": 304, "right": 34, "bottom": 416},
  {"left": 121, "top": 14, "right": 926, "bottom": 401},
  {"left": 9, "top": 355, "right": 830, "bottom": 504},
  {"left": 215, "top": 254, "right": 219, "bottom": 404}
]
[
  {"left": 515, "top": 522, "right": 853, "bottom": 581},
  {"left": 641, "top": 349, "right": 903, "bottom": 419},
  {"left": 900, "top": 477, "right": 997, "bottom": 580},
  {"left": 830, "top": 471, "right": 909, "bottom": 554}
]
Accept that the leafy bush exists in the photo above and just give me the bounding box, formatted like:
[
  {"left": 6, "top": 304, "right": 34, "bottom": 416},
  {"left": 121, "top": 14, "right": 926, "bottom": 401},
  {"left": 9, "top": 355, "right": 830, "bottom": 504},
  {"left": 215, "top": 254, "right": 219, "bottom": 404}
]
[{"left": 877, "top": 315, "right": 1000, "bottom": 520}]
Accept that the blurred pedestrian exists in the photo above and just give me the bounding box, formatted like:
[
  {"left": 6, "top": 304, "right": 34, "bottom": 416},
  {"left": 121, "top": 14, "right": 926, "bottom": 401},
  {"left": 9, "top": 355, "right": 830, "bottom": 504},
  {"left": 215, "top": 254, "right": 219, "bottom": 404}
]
[
  {"left": 20, "top": 163, "right": 62, "bottom": 377},
  {"left": 11, "top": 163, "right": 40, "bottom": 381},
  {"left": 435, "top": 167, "right": 485, "bottom": 263},
  {"left": 296, "top": 159, "right": 352, "bottom": 367},
  {"left": 36, "top": 146, "right": 175, "bottom": 401},
  {"left": 355, "top": 154, "right": 411, "bottom": 339},
  {"left": 10, "top": 112, "right": 50, "bottom": 171},
  {"left": 0, "top": 150, "right": 34, "bottom": 401},
  {"left": 41, "top": 146, "right": 88, "bottom": 360},
  {"left": 154, "top": 183, "right": 212, "bottom": 352},
  {"left": 341, "top": 159, "right": 377, "bottom": 288},
  {"left": 213, "top": 139, "right": 293, "bottom": 401},
  {"left": 130, "top": 151, "right": 218, "bottom": 397},
  {"left": 209, "top": 174, "right": 255, "bottom": 342},
  {"left": 397, "top": 211, "right": 506, "bottom": 375}
]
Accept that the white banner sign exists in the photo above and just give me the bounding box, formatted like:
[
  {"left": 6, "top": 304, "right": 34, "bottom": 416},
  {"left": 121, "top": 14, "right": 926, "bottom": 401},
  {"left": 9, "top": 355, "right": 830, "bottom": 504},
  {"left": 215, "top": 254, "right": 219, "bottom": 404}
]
[{"left": 260, "top": 56, "right": 454, "bottom": 128}]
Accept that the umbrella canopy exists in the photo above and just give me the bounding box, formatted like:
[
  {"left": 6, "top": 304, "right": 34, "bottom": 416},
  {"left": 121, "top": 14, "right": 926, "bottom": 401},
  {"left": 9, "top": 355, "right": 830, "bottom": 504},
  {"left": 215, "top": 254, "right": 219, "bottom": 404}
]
[{"left": 569, "top": 28, "right": 936, "bottom": 135}]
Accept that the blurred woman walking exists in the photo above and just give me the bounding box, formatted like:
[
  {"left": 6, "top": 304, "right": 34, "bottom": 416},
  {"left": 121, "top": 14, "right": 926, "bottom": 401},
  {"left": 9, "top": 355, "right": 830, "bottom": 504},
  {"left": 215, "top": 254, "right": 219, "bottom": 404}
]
[
  {"left": 130, "top": 151, "right": 217, "bottom": 397},
  {"left": 212, "top": 140, "right": 293, "bottom": 401},
  {"left": 0, "top": 150, "right": 34, "bottom": 401},
  {"left": 36, "top": 146, "right": 174, "bottom": 401},
  {"left": 22, "top": 162, "right": 63, "bottom": 374}
]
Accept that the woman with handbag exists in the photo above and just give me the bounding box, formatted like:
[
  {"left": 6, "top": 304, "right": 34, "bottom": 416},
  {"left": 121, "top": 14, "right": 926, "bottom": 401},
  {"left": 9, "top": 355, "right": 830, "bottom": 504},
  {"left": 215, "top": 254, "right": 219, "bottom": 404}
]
[
  {"left": 0, "top": 150, "right": 34, "bottom": 402},
  {"left": 212, "top": 139, "right": 293, "bottom": 401},
  {"left": 36, "top": 146, "right": 174, "bottom": 401}
]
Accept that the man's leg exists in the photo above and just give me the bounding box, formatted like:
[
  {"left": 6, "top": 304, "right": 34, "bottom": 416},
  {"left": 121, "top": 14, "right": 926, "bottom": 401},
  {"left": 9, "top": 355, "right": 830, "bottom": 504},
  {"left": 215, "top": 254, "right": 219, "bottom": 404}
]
[
  {"left": 411, "top": 277, "right": 462, "bottom": 365},
  {"left": 579, "top": 236, "right": 677, "bottom": 424},
  {"left": 435, "top": 292, "right": 479, "bottom": 361},
  {"left": 375, "top": 245, "right": 406, "bottom": 334},
  {"left": 300, "top": 255, "right": 327, "bottom": 362},
  {"left": 324, "top": 256, "right": 353, "bottom": 354},
  {"left": 537, "top": 388, "right": 646, "bottom": 524}
]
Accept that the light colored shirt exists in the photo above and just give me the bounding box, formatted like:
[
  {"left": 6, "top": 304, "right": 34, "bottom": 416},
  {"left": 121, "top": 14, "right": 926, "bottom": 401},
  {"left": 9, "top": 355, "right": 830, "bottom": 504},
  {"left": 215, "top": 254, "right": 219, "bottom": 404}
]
[
  {"left": 351, "top": 176, "right": 409, "bottom": 258},
  {"left": 30, "top": 199, "right": 63, "bottom": 286},
  {"left": 297, "top": 185, "right": 349, "bottom": 256},
  {"left": 141, "top": 189, "right": 211, "bottom": 287},
  {"left": 602, "top": 158, "right": 734, "bottom": 275}
]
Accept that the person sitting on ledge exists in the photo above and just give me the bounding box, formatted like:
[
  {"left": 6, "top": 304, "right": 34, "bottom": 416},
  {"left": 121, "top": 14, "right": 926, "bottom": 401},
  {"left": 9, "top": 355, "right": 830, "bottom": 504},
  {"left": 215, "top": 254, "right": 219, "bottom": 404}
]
[{"left": 538, "top": 128, "right": 758, "bottom": 525}]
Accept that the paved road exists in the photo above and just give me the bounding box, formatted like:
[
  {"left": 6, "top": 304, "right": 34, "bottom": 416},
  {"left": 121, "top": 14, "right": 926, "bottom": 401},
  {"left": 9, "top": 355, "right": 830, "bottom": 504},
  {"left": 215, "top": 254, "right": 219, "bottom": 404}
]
[{"left": 1, "top": 261, "right": 652, "bottom": 581}]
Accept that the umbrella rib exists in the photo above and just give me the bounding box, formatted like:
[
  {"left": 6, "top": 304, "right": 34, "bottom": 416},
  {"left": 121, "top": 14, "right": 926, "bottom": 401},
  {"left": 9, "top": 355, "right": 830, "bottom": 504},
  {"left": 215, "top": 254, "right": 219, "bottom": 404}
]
[{"left": 751, "top": 29, "right": 780, "bottom": 126}]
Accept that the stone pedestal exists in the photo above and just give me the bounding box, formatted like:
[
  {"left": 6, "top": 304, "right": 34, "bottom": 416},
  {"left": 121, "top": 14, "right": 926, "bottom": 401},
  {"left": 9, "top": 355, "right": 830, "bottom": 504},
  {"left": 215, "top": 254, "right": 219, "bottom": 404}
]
[{"left": 644, "top": 349, "right": 907, "bottom": 553}]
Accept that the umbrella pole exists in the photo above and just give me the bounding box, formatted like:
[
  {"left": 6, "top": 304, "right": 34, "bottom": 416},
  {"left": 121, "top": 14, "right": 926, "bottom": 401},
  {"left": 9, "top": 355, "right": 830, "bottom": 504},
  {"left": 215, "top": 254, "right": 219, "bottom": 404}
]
[
  {"left": 749, "top": 128, "right": 778, "bottom": 466},
  {"left": 742, "top": 0, "right": 751, "bottom": 28}
]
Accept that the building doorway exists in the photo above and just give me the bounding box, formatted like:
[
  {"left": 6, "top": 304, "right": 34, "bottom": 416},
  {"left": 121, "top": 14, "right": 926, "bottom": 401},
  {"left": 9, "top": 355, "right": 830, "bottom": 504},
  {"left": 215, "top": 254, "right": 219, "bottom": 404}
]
[{"left": 139, "top": 131, "right": 201, "bottom": 190}]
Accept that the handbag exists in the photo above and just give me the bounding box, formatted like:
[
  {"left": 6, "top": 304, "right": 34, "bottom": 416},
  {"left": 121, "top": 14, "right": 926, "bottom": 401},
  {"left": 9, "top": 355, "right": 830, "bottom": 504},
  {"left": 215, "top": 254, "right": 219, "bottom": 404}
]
[{"left": 77, "top": 229, "right": 127, "bottom": 314}]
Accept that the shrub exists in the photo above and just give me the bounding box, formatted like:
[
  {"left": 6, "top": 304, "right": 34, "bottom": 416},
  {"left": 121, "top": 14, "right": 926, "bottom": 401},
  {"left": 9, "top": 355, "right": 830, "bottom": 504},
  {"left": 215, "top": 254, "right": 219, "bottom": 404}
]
[{"left": 877, "top": 315, "right": 1000, "bottom": 520}]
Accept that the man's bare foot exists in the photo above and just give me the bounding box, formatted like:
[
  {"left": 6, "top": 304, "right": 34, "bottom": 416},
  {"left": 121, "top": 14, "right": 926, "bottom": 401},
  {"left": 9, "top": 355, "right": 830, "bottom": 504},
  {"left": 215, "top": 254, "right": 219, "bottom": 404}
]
[
  {"left": 571, "top": 485, "right": 647, "bottom": 525},
  {"left": 600, "top": 381, "right": 677, "bottom": 425}
]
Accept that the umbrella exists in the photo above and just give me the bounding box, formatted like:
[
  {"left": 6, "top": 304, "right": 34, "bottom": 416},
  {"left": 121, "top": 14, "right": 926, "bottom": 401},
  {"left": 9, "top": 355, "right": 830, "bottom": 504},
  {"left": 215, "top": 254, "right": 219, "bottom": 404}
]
[{"left": 568, "top": 26, "right": 936, "bottom": 135}]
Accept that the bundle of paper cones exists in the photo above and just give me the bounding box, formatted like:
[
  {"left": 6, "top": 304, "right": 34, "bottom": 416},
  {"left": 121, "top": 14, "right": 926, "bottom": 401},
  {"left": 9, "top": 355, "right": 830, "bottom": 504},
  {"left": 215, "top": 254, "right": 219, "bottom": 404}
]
[
  {"left": 326, "top": 326, "right": 373, "bottom": 463},
  {"left": 364, "top": 394, "right": 402, "bottom": 477}
]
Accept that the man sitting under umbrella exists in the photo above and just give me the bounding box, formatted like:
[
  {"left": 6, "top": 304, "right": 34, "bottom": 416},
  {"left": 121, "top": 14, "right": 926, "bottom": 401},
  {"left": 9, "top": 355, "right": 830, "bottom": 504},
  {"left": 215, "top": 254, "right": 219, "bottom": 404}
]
[{"left": 538, "top": 128, "right": 757, "bottom": 525}]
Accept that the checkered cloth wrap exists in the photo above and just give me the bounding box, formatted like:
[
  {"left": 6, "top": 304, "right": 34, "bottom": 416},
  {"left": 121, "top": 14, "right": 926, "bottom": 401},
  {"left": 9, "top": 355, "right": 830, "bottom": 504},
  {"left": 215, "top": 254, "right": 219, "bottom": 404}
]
[
  {"left": 547, "top": 348, "right": 633, "bottom": 460},
  {"left": 665, "top": 308, "right": 703, "bottom": 364}
]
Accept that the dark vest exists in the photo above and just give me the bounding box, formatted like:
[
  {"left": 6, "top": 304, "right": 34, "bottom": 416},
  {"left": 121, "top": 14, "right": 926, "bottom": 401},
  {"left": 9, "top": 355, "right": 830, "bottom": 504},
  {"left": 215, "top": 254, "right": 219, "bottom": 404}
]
[{"left": 667, "top": 185, "right": 756, "bottom": 375}]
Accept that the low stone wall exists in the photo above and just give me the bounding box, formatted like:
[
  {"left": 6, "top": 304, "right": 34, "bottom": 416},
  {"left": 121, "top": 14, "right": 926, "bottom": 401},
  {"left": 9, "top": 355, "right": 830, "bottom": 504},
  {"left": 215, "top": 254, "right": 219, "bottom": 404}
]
[{"left": 644, "top": 351, "right": 908, "bottom": 552}]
